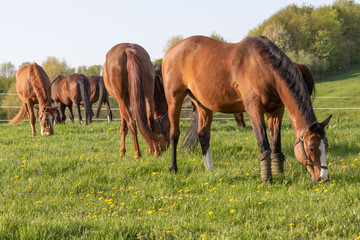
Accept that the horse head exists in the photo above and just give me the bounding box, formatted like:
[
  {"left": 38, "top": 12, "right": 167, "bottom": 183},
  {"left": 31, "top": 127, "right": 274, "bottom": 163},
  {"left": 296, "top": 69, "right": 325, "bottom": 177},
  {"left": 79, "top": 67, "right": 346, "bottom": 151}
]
[
  {"left": 154, "top": 65, "right": 170, "bottom": 150},
  {"left": 39, "top": 106, "right": 56, "bottom": 136},
  {"left": 294, "top": 115, "right": 332, "bottom": 182}
]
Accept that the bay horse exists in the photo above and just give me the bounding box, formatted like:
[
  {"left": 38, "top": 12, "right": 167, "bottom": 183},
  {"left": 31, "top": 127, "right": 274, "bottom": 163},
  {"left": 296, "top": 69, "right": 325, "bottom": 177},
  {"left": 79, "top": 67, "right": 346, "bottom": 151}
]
[
  {"left": 103, "top": 43, "right": 169, "bottom": 158},
  {"left": 51, "top": 74, "right": 93, "bottom": 125},
  {"left": 9, "top": 63, "right": 55, "bottom": 136},
  {"left": 87, "top": 75, "right": 112, "bottom": 122},
  {"left": 162, "top": 35, "right": 331, "bottom": 182}
]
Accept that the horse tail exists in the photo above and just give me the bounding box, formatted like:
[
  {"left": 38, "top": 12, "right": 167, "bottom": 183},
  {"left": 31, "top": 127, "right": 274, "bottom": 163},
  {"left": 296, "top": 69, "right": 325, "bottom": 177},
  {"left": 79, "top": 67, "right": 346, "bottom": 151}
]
[
  {"left": 9, "top": 103, "right": 27, "bottom": 125},
  {"left": 181, "top": 102, "right": 199, "bottom": 152},
  {"left": 125, "top": 48, "right": 161, "bottom": 144},
  {"left": 96, "top": 77, "right": 106, "bottom": 118},
  {"left": 78, "top": 76, "right": 94, "bottom": 124}
]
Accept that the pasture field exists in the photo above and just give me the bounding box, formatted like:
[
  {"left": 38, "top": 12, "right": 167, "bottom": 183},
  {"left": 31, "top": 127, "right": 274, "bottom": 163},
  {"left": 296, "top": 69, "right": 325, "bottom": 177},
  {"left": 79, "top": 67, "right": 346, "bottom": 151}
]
[{"left": 1, "top": 66, "right": 360, "bottom": 239}]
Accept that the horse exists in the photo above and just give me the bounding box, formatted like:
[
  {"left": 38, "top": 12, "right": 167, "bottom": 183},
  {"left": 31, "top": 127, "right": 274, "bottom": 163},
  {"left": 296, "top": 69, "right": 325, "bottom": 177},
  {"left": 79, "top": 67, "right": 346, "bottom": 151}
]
[
  {"left": 86, "top": 75, "right": 113, "bottom": 122},
  {"left": 51, "top": 74, "right": 93, "bottom": 125},
  {"left": 103, "top": 43, "right": 169, "bottom": 158},
  {"left": 162, "top": 35, "right": 331, "bottom": 182},
  {"left": 9, "top": 63, "right": 55, "bottom": 136}
]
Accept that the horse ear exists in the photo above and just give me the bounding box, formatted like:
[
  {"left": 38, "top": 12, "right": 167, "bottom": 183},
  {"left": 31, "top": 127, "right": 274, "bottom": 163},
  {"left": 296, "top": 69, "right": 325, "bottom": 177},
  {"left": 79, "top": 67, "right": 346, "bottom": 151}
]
[{"left": 321, "top": 115, "right": 332, "bottom": 127}]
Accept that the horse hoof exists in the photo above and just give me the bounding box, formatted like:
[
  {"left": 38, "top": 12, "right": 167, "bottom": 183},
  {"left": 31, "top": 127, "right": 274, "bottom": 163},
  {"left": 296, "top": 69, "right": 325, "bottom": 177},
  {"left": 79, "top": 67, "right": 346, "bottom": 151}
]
[{"left": 169, "top": 166, "right": 178, "bottom": 174}]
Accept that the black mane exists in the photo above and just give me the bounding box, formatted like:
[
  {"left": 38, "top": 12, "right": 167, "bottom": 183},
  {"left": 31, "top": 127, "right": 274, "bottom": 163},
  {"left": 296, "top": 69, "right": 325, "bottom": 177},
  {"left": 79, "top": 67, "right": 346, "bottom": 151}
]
[{"left": 254, "top": 35, "right": 317, "bottom": 124}]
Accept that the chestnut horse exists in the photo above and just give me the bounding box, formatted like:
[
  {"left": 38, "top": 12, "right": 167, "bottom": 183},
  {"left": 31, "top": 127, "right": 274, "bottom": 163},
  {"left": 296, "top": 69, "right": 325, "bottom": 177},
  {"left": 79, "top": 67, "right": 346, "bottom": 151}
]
[
  {"left": 9, "top": 63, "right": 55, "bottom": 136},
  {"left": 103, "top": 43, "right": 169, "bottom": 158},
  {"left": 51, "top": 74, "right": 93, "bottom": 125},
  {"left": 87, "top": 75, "right": 112, "bottom": 122},
  {"left": 162, "top": 35, "right": 331, "bottom": 182}
]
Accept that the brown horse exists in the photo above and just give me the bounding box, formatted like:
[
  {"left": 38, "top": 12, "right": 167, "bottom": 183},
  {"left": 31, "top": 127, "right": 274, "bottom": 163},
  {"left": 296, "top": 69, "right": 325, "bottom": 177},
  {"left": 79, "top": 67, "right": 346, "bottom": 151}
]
[
  {"left": 103, "top": 43, "right": 169, "bottom": 158},
  {"left": 51, "top": 74, "right": 93, "bottom": 125},
  {"left": 162, "top": 35, "right": 331, "bottom": 182},
  {"left": 87, "top": 75, "right": 112, "bottom": 122},
  {"left": 9, "top": 63, "right": 55, "bottom": 136}
]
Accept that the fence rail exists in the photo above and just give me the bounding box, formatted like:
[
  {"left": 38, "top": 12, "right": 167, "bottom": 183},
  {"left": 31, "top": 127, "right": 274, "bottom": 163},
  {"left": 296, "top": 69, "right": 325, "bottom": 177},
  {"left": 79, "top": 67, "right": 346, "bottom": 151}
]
[{"left": 0, "top": 93, "right": 359, "bottom": 122}]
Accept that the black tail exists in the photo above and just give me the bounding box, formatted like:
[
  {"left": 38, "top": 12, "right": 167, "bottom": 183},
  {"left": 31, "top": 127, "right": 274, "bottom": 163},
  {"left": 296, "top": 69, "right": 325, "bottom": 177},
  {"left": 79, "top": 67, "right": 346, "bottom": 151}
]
[
  {"left": 96, "top": 77, "right": 106, "bottom": 118},
  {"left": 181, "top": 102, "right": 199, "bottom": 153},
  {"left": 78, "top": 76, "right": 94, "bottom": 124}
]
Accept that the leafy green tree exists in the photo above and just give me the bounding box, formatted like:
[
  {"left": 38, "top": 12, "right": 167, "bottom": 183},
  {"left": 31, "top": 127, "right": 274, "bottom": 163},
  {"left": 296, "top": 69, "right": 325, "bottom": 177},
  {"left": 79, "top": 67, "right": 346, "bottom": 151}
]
[
  {"left": 0, "top": 62, "right": 16, "bottom": 78},
  {"left": 152, "top": 59, "right": 162, "bottom": 66},
  {"left": 77, "top": 66, "right": 87, "bottom": 74},
  {"left": 42, "top": 56, "right": 70, "bottom": 81},
  {"left": 262, "top": 23, "right": 292, "bottom": 52},
  {"left": 163, "top": 35, "right": 184, "bottom": 54},
  {"left": 210, "top": 32, "right": 226, "bottom": 42},
  {"left": 86, "top": 65, "right": 102, "bottom": 76}
]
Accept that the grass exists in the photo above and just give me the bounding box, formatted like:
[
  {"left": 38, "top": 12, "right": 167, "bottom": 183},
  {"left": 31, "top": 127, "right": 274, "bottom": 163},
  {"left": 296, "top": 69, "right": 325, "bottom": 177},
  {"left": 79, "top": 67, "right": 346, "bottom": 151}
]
[{"left": 0, "top": 66, "right": 360, "bottom": 239}]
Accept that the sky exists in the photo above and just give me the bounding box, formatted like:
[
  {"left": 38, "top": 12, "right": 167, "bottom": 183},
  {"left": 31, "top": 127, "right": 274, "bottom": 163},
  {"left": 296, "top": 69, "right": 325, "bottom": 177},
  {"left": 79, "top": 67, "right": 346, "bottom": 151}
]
[{"left": 0, "top": 0, "right": 350, "bottom": 69}]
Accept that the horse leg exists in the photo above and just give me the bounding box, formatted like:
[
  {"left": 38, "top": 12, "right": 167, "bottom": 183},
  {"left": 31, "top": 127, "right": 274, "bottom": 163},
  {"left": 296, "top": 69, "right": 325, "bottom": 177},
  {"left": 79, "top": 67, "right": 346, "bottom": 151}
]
[
  {"left": 167, "top": 92, "right": 186, "bottom": 173},
  {"left": 68, "top": 105, "right": 74, "bottom": 123},
  {"left": 119, "top": 116, "right": 128, "bottom": 158},
  {"left": 104, "top": 97, "right": 112, "bottom": 122},
  {"left": 194, "top": 103, "right": 214, "bottom": 170},
  {"left": 247, "top": 108, "right": 272, "bottom": 182},
  {"left": 60, "top": 103, "right": 66, "bottom": 123},
  {"left": 75, "top": 102, "right": 82, "bottom": 125},
  {"left": 234, "top": 112, "right": 246, "bottom": 127},
  {"left": 25, "top": 100, "right": 37, "bottom": 136},
  {"left": 118, "top": 101, "right": 141, "bottom": 158},
  {"left": 266, "top": 108, "right": 285, "bottom": 176}
]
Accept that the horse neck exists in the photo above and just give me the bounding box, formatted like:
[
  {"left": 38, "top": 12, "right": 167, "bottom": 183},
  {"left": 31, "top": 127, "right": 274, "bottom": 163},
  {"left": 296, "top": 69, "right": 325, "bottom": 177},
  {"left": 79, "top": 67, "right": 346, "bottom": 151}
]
[{"left": 275, "top": 77, "right": 317, "bottom": 137}]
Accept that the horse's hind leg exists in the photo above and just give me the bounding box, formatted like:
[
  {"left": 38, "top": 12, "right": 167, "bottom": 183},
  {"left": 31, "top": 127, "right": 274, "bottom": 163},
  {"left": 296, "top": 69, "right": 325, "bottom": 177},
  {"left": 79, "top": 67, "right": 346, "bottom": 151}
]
[
  {"left": 25, "top": 100, "right": 37, "bottom": 136},
  {"left": 193, "top": 103, "right": 214, "bottom": 170},
  {"left": 246, "top": 107, "right": 272, "bottom": 182},
  {"left": 266, "top": 107, "right": 285, "bottom": 176},
  {"left": 104, "top": 97, "right": 112, "bottom": 122},
  {"left": 75, "top": 102, "right": 82, "bottom": 125},
  {"left": 118, "top": 101, "right": 141, "bottom": 158},
  {"left": 67, "top": 105, "right": 74, "bottom": 123}
]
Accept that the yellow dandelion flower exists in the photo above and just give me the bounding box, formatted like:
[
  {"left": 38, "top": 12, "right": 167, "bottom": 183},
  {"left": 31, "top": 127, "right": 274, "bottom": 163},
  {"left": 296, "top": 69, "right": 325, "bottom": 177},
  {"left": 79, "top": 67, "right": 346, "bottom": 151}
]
[
  {"left": 289, "top": 222, "right": 295, "bottom": 227},
  {"left": 178, "top": 189, "right": 183, "bottom": 193},
  {"left": 102, "top": 208, "right": 107, "bottom": 210},
  {"left": 178, "top": 197, "right": 182, "bottom": 200},
  {"left": 121, "top": 202, "right": 126, "bottom": 205},
  {"left": 343, "top": 165, "right": 347, "bottom": 168},
  {"left": 112, "top": 212, "right": 118, "bottom": 215},
  {"left": 36, "top": 201, "right": 43, "bottom": 204},
  {"left": 224, "top": 162, "right": 230, "bottom": 165},
  {"left": 305, "top": 214, "right": 309, "bottom": 218},
  {"left": 110, "top": 204, "right": 115, "bottom": 208},
  {"left": 148, "top": 210, "right": 154, "bottom": 214},
  {"left": 231, "top": 185, "right": 236, "bottom": 188},
  {"left": 166, "top": 230, "right": 172, "bottom": 233},
  {"left": 201, "top": 234, "right": 207, "bottom": 238},
  {"left": 323, "top": 189, "right": 328, "bottom": 193},
  {"left": 151, "top": 172, "right": 158, "bottom": 176},
  {"left": 246, "top": 172, "right": 250, "bottom": 176},
  {"left": 230, "top": 209, "right": 236, "bottom": 214},
  {"left": 328, "top": 162, "right": 333, "bottom": 165},
  {"left": 356, "top": 236, "right": 360, "bottom": 239},
  {"left": 173, "top": 203, "right": 178, "bottom": 208},
  {"left": 208, "top": 211, "right": 213, "bottom": 215},
  {"left": 98, "top": 197, "right": 103, "bottom": 200},
  {"left": 230, "top": 199, "right": 234, "bottom": 202},
  {"left": 158, "top": 208, "right": 163, "bottom": 211},
  {"left": 163, "top": 200, "right": 169, "bottom": 204},
  {"left": 63, "top": 212, "right": 67, "bottom": 215},
  {"left": 314, "top": 189, "right": 319, "bottom": 192},
  {"left": 204, "top": 182, "right": 209, "bottom": 186},
  {"left": 246, "top": 196, "right": 250, "bottom": 201},
  {"left": 219, "top": 178, "right": 223, "bottom": 182},
  {"left": 137, "top": 217, "right": 142, "bottom": 220},
  {"left": 258, "top": 202, "right": 263, "bottom": 205}
]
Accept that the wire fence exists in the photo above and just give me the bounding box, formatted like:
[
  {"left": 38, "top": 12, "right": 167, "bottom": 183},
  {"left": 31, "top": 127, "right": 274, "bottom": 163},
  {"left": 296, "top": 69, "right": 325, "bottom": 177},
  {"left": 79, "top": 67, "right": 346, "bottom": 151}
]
[{"left": 0, "top": 93, "right": 359, "bottom": 122}]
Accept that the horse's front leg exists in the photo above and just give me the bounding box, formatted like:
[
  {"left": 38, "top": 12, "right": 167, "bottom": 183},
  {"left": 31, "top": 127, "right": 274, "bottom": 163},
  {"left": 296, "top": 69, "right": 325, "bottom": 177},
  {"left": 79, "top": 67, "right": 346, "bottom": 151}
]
[
  {"left": 266, "top": 108, "right": 285, "bottom": 176},
  {"left": 247, "top": 109, "right": 272, "bottom": 182}
]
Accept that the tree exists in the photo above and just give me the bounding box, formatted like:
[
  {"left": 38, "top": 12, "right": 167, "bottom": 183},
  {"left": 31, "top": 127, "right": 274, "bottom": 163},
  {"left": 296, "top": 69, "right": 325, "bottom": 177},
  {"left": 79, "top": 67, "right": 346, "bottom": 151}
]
[
  {"left": 210, "top": 32, "right": 226, "bottom": 42},
  {"left": 42, "top": 56, "right": 71, "bottom": 80},
  {"left": 86, "top": 65, "right": 102, "bottom": 76},
  {"left": 262, "top": 23, "right": 292, "bottom": 52},
  {"left": 0, "top": 62, "right": 16, "bottom": 78},
  {"left": 163, "top": 35, "right": 184, "bottom": 54},
  {"left": 77, "top": 65, "right": 87, "bottom": 74}
]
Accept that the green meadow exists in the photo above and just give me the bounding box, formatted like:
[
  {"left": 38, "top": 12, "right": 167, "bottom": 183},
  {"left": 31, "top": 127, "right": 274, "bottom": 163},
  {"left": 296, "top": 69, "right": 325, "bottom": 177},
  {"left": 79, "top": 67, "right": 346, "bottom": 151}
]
[{"left": 0, "top": 66, "right": 360, "bottom": 239}]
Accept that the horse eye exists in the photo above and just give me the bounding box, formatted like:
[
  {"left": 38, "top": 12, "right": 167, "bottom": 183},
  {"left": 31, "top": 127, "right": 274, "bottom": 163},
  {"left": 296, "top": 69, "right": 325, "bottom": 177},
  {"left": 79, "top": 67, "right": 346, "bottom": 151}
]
[{"left": 308, "top": 147, "right": 315, "bottom": 153}]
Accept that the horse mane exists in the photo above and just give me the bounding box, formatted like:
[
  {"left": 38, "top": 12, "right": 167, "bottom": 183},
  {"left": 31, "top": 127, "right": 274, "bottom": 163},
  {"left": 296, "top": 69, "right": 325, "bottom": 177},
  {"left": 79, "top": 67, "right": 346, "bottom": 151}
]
[
  {"left": 29, "top": 63, "right": 52, "bottom": 109},
  {"left": 254, "top": 35, "right": 317, "bottom": 124},
  {"left": 51, "top": 75, "right": 65, "bottom": 85}
]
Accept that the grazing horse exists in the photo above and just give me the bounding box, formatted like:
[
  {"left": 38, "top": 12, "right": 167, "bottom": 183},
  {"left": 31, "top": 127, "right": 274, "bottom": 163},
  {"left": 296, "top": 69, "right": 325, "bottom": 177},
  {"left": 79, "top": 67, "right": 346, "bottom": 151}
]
[
  {"left": 51, "top": 74, "right": 93, "bottom": 125},
  {"left": 103, "top": 43, "right": 169, "bottom": 158},
  {"left": 162, "top": 35, "right": 331, "bottom": 182},
  {"left": 86, "top": 75, "right": 113, "bottom": 122},
  {"left": 9, "top": 63, "right": 55, "bottom": 136}
]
